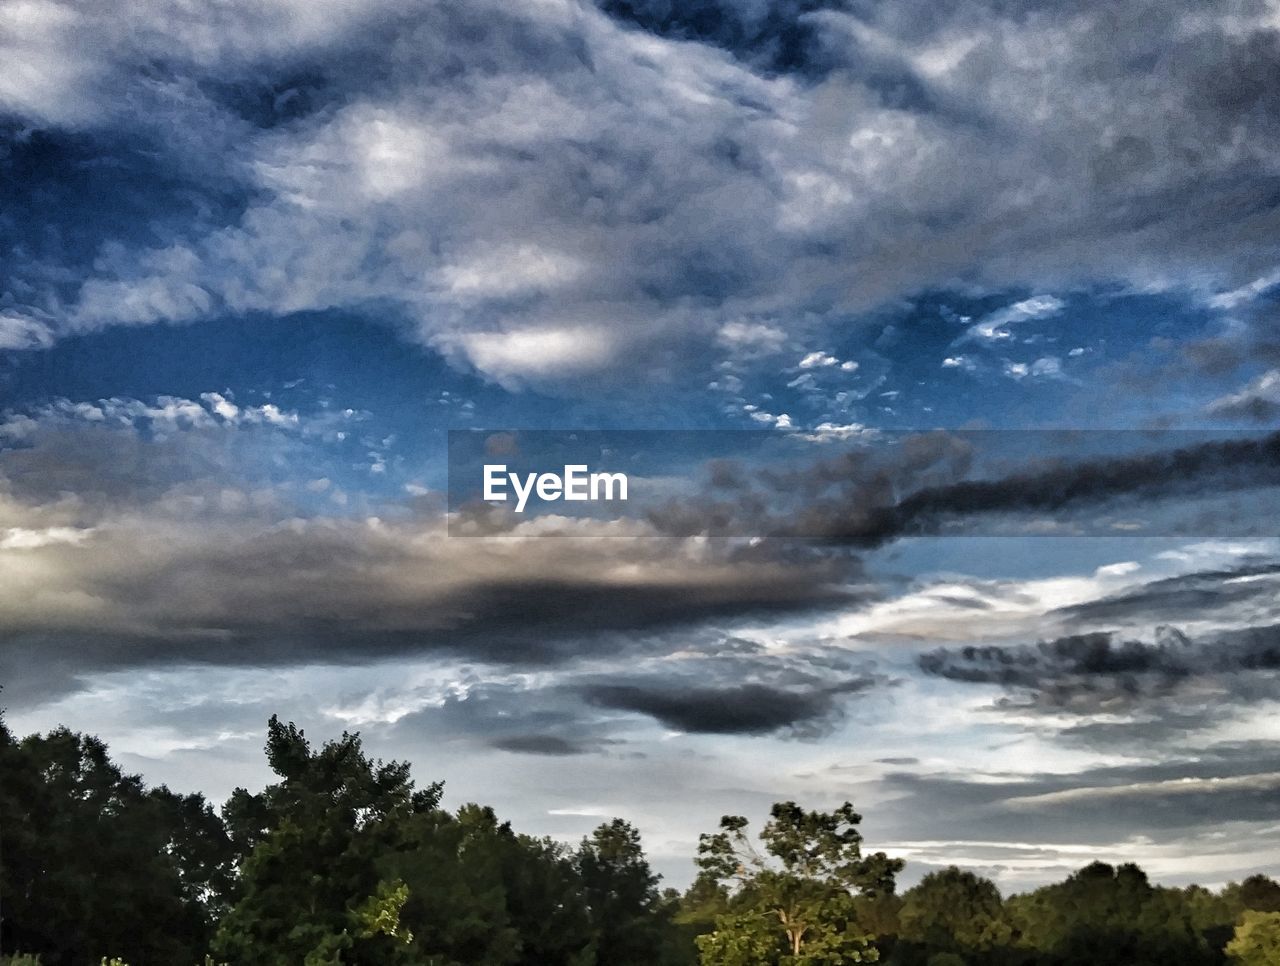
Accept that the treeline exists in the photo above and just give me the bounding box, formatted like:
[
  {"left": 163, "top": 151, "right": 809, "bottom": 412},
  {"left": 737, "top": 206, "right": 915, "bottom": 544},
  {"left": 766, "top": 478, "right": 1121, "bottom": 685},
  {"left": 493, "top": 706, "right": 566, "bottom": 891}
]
[{"left": 1, "top": 712, "right": 1279, "bottom": 965}]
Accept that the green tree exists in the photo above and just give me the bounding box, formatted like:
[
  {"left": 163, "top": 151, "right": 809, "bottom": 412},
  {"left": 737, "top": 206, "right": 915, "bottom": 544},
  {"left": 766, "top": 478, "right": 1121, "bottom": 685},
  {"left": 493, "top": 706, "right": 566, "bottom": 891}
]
[
  {"left": 1006, "top": 862, "right": 1215, "bottom": 966},
  {"left": 385, "top": 802, "right": 597, "bottom": 965},
  {"left": 0, "top": 713, "right": 229, "bottom": 964},
  {"left": 1226, "top": 911, "right": 1280, "bottom": 965},
  {"left": 576, "top": 818, "right": 679, "bottom": 965},
  {"left": 383, "top": 804, "right": 525, "bottom": 965},
  {"left": 894, "top": 867, "right": 1009, "bottom": 964},
  {"left": 212, "top": 716, "right": 439, "bottom": 965},
  {"left": 694, "top": 801, "right": 903, "bottom": 964},
  {"left": 1224, "top": 876, "right": 1280, "bottom": 916}
]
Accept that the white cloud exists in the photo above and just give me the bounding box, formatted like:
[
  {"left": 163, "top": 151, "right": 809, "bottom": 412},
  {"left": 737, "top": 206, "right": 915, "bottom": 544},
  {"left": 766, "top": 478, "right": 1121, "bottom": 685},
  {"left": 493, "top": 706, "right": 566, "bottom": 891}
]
[
  {"left": 1002, "top": 356, "right": 1063, "bottom": 381},
  {"left": 796, "top": 422, "right": 869, "bottom": 442},
  {"left": 201, "top": 392, "right": 240, "bottom": 421},
  {"left": 964, "top": 296, "right": 1066, "bottom": 344},
  {"left": 1207, "top": 369, "right": 1280, "bottom": 420},
  {"left": 456, "top": 326, "right": 617, "bottom": 387},
  {"left": 5, "top": 0, "right": 1280, "bottom": 399},
  {"left": 0, "top": 314, "right": 55, "bottom": 350},
  {"left": 1095, "top": 561, "right": 1141, "bottom": 577},
  {"left": 1, "top": 526, "right": 91, "bottom": 550},
  {"left": 799, "top": 351, "right": 839, "bottom": 369},
  {"left": 5, "top": 393, "right": 305, "bottom": 439},
  {"left": 1208, "top": 268, "right": 1280, "bottom": 310},
  {"left": 717, "top": 321, "right": 786, "bottom": 356},
  {"left": 442, "top": 244, "right": 584, "bottom": 299}
]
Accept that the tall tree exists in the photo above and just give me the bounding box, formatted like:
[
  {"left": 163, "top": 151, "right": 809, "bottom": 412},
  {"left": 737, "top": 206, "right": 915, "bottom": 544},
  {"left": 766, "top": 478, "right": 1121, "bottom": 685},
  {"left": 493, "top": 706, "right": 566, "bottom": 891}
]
[
  {"left": 383, "top": 802, "right": 598, "bottom": 965},
  {"left": 0, "top": 714, "right": 230, "bottom": 964},
  {"left": 576, "top": 819, "right": 683, "bottom": 965},
  {"left": 212, "top": 716, "right": 439, "bottom": 965},
  {"left": 694, "top": 801, "right": 903, "bottom": 964}
]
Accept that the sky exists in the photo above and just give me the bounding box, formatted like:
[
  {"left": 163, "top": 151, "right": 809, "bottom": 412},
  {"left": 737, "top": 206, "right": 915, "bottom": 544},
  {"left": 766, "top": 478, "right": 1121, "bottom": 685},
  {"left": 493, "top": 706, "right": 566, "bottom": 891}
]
[{"left": 2, "top": 0, "right": 1280, "bottom": 892}]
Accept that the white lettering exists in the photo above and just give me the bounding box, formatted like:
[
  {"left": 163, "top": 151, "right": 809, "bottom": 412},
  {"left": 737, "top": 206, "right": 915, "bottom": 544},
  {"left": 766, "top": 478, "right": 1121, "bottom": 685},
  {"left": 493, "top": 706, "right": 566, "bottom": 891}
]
[
  {"left": 591, "top": 471, "right": 628, "bottom": 501},
  {"left": 563, "top": 464, "right": 589, "bottom": 500},
  {"left": 536, "top": 473, "right": 562, "bottom": 501},
  {"left": 510, "top": 471, "right": 537, "bottom": 513},
  {"left": 483, "top": 464, "right": 506, "bottom": 501},
  {"left": 482, "top": 464, "right": 628, "bottom": 512}
]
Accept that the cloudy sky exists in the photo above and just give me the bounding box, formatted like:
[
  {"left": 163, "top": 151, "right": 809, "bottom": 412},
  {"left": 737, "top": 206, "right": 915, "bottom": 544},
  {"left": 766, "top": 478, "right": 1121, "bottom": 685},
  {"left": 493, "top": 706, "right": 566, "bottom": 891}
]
[{"left": 3, "top": 0, "right": 1280, "bottom": 891}]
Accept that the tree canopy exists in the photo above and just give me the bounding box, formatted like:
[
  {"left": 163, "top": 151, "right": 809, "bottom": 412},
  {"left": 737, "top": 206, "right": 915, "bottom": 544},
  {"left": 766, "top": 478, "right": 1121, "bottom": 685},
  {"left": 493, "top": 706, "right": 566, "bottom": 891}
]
[
  {"left": 693, "top": 801, "right": 904, "bottom": 964},
  {"left": 2, "top": 710, "right": 1279, "bottom": 966}
]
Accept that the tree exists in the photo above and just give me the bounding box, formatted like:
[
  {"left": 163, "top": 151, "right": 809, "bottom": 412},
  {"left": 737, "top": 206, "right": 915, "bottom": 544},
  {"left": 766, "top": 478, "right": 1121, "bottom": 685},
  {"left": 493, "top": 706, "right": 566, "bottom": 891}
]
[
  {"left": 1006, "top": 862, "right": 1215, "bottom": 966},
  {"left": 1224, "top": 875, "right": 1280, "bottom": 916},
  {"left": 894, "top": 867, "right": 1009, "bottom": 964},
  {"left": 0, "top": 714, "right": 229, "bottom": 964},
  {"left": 694, "top": 801, "right": 903, "bottom": 964},
  {"left": 1226, "top": 911, "right": 1280, "bottom": 965},
  {"left": 576, "top": 819, "right": 683, "bottom": 965},
  {"left": 212, "top": 716, "right": 439, "bottom": 965},
  {"left": 383, "top": 801, "right": 597, "bottom": 965},
  {"left": 381, "top": 804, "right": 525, "bottom": 965}
]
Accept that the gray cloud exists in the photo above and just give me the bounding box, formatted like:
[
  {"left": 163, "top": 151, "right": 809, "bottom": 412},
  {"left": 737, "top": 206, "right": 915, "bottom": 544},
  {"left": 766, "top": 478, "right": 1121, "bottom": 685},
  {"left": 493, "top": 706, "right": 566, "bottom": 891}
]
[
  {"left": 647, "top": 430, "right": 1280, "bottom": 543},
  {"left": 813, "top": 433, "right": 1280, "bottom": 546},
  {"left": 5, "top": 0, "right": 1280, "bottom": 389},
  {"left": 918, "top": 622, "right": 1280, "bottom": 719},
  {"left": 382, "top": 680, "right": 628, "bottom": 758},
  {"left": 1208, "top": 369, "right": 1280, "bottom": 422},
  {"left": 489, "top": 735, "right": 596, "bottom": 756},
  {"left": 0, "top": 519, "right": 858, "bottom": 704},
  {"left": 870, "top": 745, "right": 1280, "bottom": 867},
  {"left": 1055, "top": 560, "right": 1280, "bottom": 628},
  {"left": 580, "top": 678, "right": 874, "bottom": 736},
  {"left": 0, "top": 408, "right": 869, "bottom": 706}
]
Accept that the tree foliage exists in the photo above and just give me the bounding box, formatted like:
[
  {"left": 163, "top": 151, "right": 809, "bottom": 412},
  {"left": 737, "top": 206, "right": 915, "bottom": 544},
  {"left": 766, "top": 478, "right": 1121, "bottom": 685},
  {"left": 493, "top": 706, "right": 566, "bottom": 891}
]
[
  {"left": 694, "top": 801, "right": 903, "bottom": 964},
  {"left": 211, "top": 715, "right": 439, "bottom": 965},
  {"left": 1226, "top": 911, "right": 1280, "bottom": 965},
  {"left": 0, "top": 715, "right": 231, "bottom": 964},
  {"left": 1005, "top": 861, "right": 1219, "bottom": 966},
  {"left": 5, "top": 708, "right": 1280, "bottom": 966},
  {"left": 893, "top": 867, "right": 1010, "bottom": 964}
]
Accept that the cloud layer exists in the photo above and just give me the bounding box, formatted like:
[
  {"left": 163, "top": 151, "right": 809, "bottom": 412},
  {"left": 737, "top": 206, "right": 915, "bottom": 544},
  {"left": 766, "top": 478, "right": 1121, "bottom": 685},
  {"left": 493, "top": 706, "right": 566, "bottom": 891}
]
[{"left": 4, "top": 0, "right": 1280, "bottom": 390}]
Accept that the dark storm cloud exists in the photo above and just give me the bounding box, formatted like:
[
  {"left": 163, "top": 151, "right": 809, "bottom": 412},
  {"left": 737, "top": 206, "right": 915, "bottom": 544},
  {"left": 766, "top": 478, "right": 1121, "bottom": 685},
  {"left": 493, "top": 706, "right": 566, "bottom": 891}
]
[
  {"left": 0, "top": 402, "right": 884, "bottom": 705},
  {"left": 580, "top": 678, "right": 873, "bottom": 735},
  {"left": 648, "top": 430, "right": 1280, "bottom": 543},
  {"left": 811, "top": 432, "right": 1280, "bottom": 546},
  {"left": 918, "top": 622, "right": 1280, "bottom": 716},
  {"left": 0, "top": 536, "right": 859, "bottom": 703},
  {"left": 569, "top": 630, "right": 884, "bottom": 736}
]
